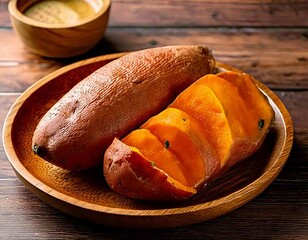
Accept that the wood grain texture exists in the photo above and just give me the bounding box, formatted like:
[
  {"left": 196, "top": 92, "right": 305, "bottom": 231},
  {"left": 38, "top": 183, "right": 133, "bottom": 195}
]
[
  {"left": 109, "top": 0, "right": 308, "bottom": 27},
  {"left": 1, "top": 0, "right": 308, "bottom": 28},
  {"left": 1, "top": 28, "right": 307, "bottom": 92},
  {"left": 0, "top": 179, "right": 305, "bottom": 240}
]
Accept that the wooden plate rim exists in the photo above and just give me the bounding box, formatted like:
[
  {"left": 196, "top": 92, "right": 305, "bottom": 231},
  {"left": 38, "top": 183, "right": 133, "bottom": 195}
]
[{"left": 2, "top": 53, "right": 294, "bottom": 218}]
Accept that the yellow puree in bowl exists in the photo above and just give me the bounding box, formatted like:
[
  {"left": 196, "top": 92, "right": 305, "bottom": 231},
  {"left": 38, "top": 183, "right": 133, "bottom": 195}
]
[{"left": 24, "top": 0, "right": 99, "bottom": 24}]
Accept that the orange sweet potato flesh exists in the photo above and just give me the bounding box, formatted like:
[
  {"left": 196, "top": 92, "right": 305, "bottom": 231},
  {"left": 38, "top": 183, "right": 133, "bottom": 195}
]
[
  {"left": 104, "top": 71, "right": 274, "bottom": 201},
  {"left": 170, "top": 83, "right": 231, "bottom": 167},
  {"left": 213, "top": 72, "right": 275, "bottom": 167},
  {"left": 141, "top": 107, "right": 219, "bottom": 187},
  {"left": 122, "top": 129, "right": 188, "bottom": 185},
  {"left": 32, "top": 45, "right": 215, "bottom": 170},
  {"left": 171, "top": 72, "right": 275, "bottom": 169}
]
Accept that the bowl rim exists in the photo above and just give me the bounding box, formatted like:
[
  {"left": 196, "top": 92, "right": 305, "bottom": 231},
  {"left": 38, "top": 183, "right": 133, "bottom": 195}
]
[
  {"left": 8, "top": 0, "right": 111, "bottom": 29},
  {"left": 2, "top": 53, "right": 294, "bottom": 220}
]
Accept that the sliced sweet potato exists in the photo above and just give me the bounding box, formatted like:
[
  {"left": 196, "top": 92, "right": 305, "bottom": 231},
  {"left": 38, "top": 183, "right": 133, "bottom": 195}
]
[{"left": 104, "top": 71, "right": 274, "bottom": 201}]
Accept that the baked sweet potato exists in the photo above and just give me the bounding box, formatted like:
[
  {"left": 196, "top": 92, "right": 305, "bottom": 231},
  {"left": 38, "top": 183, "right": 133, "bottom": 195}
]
[
  {"left": 104, "top": 71, "right": 275, "bottom": 201},
  {"left": 32, "top": 45, "right": 215, "bottom": 170}
]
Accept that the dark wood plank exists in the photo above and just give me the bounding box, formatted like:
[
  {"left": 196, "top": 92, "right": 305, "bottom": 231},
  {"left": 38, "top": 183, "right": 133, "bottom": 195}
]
[
  {"left": 1, "top": 28, "right": 307, "bottom": 92},
  {"left": 0, "top": 94, "right": 19, "bottom": 179},
  {"left": 102, "top": 28, "right": 308, "bottom": 90},
  {"left": 0, "top": 61, "right": 64, "bottom": 93},
  {"left": 1, "top": 0, "right": 308, "bottom": 28},
  {"left": 1, "top": 177, "right": 306, "bottom": 240},
  {"left": 109, "top": 0, "right": 308, "bottom": 27},
  {"left": 1, "top": 137, "right": 307, "bottom": 239}
]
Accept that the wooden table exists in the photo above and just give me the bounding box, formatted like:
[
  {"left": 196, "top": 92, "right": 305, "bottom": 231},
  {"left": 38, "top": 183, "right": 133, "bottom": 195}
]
[{"left": 1, "top": 1, "right": 307, "bottom": 239}]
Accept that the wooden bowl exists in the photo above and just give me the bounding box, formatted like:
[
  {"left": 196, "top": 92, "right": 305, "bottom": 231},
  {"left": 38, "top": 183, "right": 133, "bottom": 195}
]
[
  {"left": 2, "top": 53, "right": 293, "bottom": 228},
  {"left": 8, "top": 0, "right": 111, "bottom": 58}
]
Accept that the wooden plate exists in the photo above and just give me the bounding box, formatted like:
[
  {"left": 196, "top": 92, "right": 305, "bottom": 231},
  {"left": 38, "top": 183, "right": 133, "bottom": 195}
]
[{"left": 2, "top": 53, "right": 293, "bottom": 228}]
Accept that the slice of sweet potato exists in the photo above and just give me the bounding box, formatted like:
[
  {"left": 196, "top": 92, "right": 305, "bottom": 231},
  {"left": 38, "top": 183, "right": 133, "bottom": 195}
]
[
  {"left": 122, "top": 129, "right": 188, "bottom": 186},
  {"left": 199, "top": 72, "right": 275, "bottom": 167},
  {"left": 104, "top": 138, "right": 196, "bottom": 201},
  {"left": 169, "top": 83, "right": 232, "bottom": 167},
  {"left": 141, "top": 107, "right": 219, "bottom": 187}
]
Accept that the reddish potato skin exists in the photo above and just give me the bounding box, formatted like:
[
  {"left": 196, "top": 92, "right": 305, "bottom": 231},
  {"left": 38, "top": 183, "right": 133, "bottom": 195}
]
[
  {"left": 104, "top": 138, "right": 195, "bottom": 201},
  {"left": 32, "top": 45, "right": 215, "bottom": 171}
]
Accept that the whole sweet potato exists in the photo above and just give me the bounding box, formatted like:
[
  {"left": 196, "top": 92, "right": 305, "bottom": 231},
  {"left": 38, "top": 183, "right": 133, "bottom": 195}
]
[
  {"left": 32, "top": 45, "right": 215, "bottom": 170},
  {"left": 104, "top": 71, "right": 275, "bottom": 201}
]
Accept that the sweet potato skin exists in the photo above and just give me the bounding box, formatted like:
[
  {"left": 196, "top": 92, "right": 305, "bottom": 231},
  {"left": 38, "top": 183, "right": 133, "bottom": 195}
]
[
  {"left": 32, "top": 45, "right": 215, "bottom": 170},
  {"left": 104, "top": 138, "right": 195, "bottom": 201}
]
